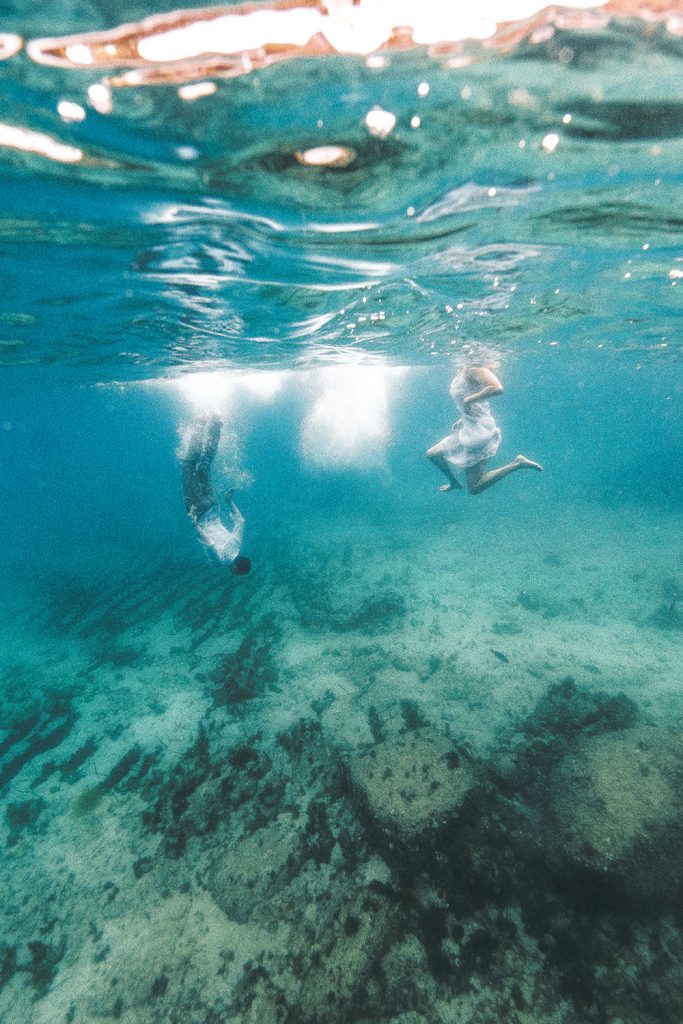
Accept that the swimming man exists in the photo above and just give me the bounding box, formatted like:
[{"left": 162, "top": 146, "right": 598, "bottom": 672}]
[{"left": 180, "top": 416, "right": 251, "bottom": 574}]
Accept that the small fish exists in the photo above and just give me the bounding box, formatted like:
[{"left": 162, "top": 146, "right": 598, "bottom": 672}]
[{"left": 491, "top": 648, "right": 509, "bottom": 664}]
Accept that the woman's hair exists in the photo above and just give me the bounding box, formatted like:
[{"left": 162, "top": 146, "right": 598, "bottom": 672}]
[
  {"left": 232, "top": 555, "right": 252, "bottom": 576},
  {"left": 455, "top": 342, "right": 502, "bottom": 371}
]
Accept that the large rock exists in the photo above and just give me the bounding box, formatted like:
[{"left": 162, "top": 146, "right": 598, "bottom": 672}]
[
  {"left": 206, "top": 816, "right": 300, "bottom": 923},
  {"left": 549, "top": 725, "right": 683, "bottom": 896},
  {"left": 349, "top": 727, "right": 476, "bottom": 843},
  {"left": 58, "top": 891, "right": 276, "bottom": 1024},
  {"left": 294, "top": 883, "right": 398, "bottom": 1023},
  {"left": 211, "top": 860, "right": 400, "bottom": 1024}
]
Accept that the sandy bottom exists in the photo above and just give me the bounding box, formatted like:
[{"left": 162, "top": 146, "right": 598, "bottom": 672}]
[{"left": 1, "top": 500, "right": 682, "bottom": 1024}]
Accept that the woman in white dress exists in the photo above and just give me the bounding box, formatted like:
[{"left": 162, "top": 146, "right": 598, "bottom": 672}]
[{"left": 427, "top": 360, "right": 542, "bottom": 495}]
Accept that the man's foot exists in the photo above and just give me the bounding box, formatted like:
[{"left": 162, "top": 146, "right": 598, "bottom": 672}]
[
  {"left": 439, "top": 479, "right": 463, "bottom": 492},
  {"left": 515, "top": 455, "right": 543, "bottom": 471}
]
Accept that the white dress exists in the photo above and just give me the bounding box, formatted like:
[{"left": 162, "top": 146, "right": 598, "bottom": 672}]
[{"left": 434, "top": 371, "right": 502, "bottom": 469}]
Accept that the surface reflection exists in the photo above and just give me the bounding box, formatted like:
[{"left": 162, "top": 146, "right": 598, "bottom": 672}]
[
  {"left": 0, "top": 123, "right": 82, "bottom": 164},
  {"left": 0, "top": 33, "right": 22, "bottom": 59},
  {"left": 22, "top": 0, "right": 683, "bottom": 90}
]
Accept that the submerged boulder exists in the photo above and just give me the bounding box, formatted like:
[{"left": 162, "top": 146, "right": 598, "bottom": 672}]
[
  {"left": 206, "top": 816, "right": 300, "bottom": 924},
  {"left": 294, "top": 884, "right": 398, "bottom": 1023},
  {"left": 348, "top": 727, "right": 476, "bottom": 845},
  {"left": 548, "top": 725, "right": 683, "bottom": 899}
]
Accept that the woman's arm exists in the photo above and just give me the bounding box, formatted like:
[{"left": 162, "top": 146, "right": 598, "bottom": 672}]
[{"left": 463, "top": 366, "right": 504, "bottom": 405}]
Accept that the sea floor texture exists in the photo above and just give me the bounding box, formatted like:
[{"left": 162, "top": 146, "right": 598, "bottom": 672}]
[{"left": 1, "top": 498, "right": 682, "bottom": 1024}]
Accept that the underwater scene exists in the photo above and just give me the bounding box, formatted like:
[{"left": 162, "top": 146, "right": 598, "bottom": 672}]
[{"left": 1, "top": 1, "right": 682, "bottom": 1022}]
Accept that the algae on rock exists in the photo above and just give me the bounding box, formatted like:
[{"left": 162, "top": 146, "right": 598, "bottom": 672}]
[
  {"left": 349, "top": 727, "right": 476, "bottom": 843},
  {"left": 549, "top": 724, "right": 683, "bottom": 889}
]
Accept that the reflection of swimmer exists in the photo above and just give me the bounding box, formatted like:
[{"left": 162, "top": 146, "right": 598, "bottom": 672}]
[
  {"left": 427, "top": 354, "right": 542, "bottom": 495},
  {"left": 180, "top": 417, "right": 251, "bottom": 574}
]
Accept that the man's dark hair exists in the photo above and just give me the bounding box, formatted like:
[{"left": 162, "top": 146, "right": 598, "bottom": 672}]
[{"left": 232, "top": 555, "right": 251, "bottom": 576}]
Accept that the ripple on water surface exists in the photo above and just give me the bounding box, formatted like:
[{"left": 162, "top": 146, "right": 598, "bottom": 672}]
[{"left": 0, "top": 3, "right": 681, "bottom": 378}]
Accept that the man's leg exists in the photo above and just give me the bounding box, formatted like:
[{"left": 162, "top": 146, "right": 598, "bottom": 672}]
[{"left": 181, "top": 417, "right": 222, "bottom": 517}]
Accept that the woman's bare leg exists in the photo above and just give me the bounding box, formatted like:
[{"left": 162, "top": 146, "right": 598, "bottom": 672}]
[
  {"left": 426, "top": 446, "right": 463, "bottom": 491},
  {"left": 466, "top": 455, "right": 542, "bottom": 495}
]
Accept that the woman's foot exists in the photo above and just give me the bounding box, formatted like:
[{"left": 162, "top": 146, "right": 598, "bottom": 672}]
[
  {"left": 515, "top": 455, "right": 543, "bottom": 471},
  {"left": 439, "top": 479, "right": 463, "bottom": 492}
]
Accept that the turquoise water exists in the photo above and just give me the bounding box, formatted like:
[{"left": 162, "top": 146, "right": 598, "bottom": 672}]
[{"left": 1, "top": 4, "right": 683, "bottom": 1023}]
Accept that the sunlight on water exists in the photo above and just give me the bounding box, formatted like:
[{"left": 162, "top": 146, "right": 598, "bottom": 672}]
[
  {"left": 171, "top": 368, "right": 287, "bottom": 414},
  {"left": 299, "top": 363, "right": 409, "bottom": 468}
]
